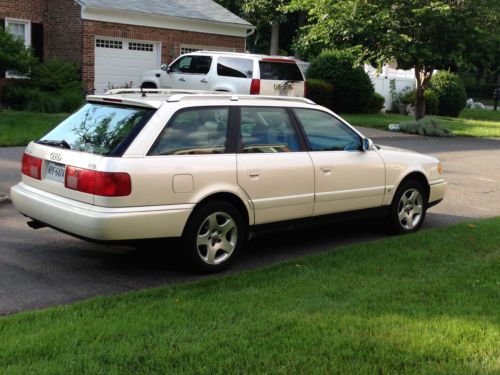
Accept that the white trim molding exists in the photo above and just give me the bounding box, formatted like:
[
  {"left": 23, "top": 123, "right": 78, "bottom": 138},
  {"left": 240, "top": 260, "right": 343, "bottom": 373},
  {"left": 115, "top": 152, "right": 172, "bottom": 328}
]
[{"left": 81, "top": 7, "right": 255, "bottom": 38}]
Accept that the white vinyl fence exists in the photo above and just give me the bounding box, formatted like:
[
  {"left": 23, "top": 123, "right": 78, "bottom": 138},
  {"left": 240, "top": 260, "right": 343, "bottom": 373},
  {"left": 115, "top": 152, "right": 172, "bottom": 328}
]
[{"left": 365, "top": 65, "right": 416, "bottom": 111}]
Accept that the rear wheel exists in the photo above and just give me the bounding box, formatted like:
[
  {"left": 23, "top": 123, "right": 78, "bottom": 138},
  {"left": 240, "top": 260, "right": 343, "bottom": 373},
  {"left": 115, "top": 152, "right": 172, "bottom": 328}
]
[
  {"left": 141, "top": 82, "right": 157, "bottom": 89},
  {"left": 182, "top": 200, "right": 246, "bottom": 273},
  {"left": 388, "top": 180, "right": 427, "bottom": 234}
]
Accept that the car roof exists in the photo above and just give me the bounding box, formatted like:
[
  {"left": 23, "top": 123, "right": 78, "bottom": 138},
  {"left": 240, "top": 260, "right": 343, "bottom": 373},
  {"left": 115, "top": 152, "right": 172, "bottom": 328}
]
[
  {"left": 87, "top": 89, "right": 316, "bottom": 108},
  {"left": 182, "top": 50, "right": 298, "bottom": 62}
]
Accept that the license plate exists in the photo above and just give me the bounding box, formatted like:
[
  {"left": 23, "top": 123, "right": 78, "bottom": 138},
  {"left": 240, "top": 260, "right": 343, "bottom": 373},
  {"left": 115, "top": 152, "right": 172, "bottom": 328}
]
[{"left": 45, "top": 161, "right": 65, "bottom": 184}]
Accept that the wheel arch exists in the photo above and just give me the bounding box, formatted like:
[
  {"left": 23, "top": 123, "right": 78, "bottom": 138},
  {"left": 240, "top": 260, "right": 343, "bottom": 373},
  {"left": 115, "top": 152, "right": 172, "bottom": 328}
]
[
  {"left": 189, "top": 192, "right": 252, "bottom": 229},
  {"left": 141, "top": 81, "right": 158, "bottom": 89},
  {"left": 396, "top": 171, "right": 430, "bottom": 203}
]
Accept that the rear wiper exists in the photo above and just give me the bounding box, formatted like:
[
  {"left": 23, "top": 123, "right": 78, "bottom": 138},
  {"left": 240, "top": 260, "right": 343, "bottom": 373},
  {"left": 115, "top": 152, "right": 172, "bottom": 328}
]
[{"left": 36, "top": 139, "right": 72, "bottom": 149}]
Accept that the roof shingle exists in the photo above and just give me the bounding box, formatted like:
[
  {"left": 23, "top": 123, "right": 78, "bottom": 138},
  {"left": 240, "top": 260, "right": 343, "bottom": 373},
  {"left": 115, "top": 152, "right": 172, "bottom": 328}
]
[{"left": 80, "top": 0, "right": 252, "bottom": 26}]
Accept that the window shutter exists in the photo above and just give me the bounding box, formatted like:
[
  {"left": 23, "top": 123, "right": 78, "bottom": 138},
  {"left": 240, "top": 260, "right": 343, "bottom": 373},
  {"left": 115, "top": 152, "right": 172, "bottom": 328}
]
[
  {"left": 31, "top": 23, "right": 44, "bottom": 62},
  {"left": 0, "top": 20, "right": 5, "bottom": 77}
]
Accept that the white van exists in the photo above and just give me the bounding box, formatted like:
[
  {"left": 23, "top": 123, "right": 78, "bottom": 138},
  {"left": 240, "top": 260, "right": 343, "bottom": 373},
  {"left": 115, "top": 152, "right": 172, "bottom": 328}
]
[{"left": 140, "top": 51, "right": 306, "bottom": 97}]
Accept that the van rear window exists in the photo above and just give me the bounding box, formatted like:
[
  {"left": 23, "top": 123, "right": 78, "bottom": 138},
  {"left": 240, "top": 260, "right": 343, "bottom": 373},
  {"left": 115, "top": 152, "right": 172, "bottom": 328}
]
[
  {"left": 38, "top": 103, "right": 153, "bottom": 156},
  {"left": 259, "top": 61, "right": 303, "bottom": 81}
]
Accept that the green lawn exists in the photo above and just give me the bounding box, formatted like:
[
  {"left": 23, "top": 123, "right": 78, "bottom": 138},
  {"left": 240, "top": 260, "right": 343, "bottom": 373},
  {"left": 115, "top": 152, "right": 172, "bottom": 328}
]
[
  {"left": 0, "top": 110, "right": 68, "bottom": 147},
  {"left": 1, "top": 218, "right": 499, "bottom": 374},
  {"left": 342, "top": 111, "right": 500, "bottom": 138}
]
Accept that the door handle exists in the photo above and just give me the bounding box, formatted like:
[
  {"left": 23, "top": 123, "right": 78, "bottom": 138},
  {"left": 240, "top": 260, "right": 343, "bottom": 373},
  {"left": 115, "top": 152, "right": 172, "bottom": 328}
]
[
  {"left": 248, "top": 170, "right": 260, "bottom": 178},
  {"left": 179, "top": 78, "right": 186, "bottom": 82},
  {"left": 200, "top": 78, "right": 208, "bottom": 83},
  {"left": 320, "top": 166, "right": 332, "bottom": 175}
]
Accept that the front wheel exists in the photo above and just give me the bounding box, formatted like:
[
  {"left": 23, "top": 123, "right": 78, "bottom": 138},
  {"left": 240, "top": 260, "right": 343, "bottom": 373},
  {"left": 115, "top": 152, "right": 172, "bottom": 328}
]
[
  {"left": 182, "top": 200, "right": 246, "bottom": 273},
  {"left": 387, "top": 180, "right": 427, "bottom": 234}
]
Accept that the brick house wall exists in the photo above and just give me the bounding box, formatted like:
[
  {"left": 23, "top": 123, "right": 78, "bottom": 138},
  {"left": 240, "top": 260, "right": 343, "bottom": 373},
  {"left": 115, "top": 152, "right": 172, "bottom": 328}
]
[
  {"left": 82, "top": 19, "right": 245, "bottom": 89},
  {"left": 45, "top": 0, "right": 82, "bottom": 65},
  {"left": 0, "top": 0, "right": 45, "bottom": 23}
]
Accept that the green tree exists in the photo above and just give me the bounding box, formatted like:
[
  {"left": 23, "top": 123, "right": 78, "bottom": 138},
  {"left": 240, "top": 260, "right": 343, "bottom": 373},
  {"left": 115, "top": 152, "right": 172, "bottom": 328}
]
[
  {"left": 243, "top": 0, "right": 290, "bottom": 55},
  {"left": 289, "top": 0, "right": 498, "bottom": 119},
  {"left": 0, "top": 28, "right": 36, "bottom": 75}
]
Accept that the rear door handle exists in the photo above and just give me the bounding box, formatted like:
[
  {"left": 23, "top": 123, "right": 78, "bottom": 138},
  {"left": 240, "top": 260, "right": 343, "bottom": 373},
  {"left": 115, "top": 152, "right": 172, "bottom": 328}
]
[
  {"left": 248, "top": 170, "right": 260, "bottom": 178},
  {"left": 200, "top": 78, "right": 208, "bottom": 83},
  {"left": 179, "top": 78, "right": 186, "bottom": 82}
]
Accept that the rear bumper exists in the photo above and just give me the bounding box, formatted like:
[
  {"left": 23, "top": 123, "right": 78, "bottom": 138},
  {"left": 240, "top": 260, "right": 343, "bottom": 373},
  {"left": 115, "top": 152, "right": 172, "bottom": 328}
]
[
  {"left": 429, "top": 179, "right": 448, "bottom": 205},
  {"left": 11, "top": 182, "right": 193, "bottom": 241}
]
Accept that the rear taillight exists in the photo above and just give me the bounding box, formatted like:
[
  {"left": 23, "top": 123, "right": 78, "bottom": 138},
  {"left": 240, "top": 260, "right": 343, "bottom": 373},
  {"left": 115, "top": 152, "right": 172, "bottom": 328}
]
[
  {"left": 21, "top": 153, "right": 42, "bottom": 180},
  {"left": 65, "top": 166, "right": 131, "bottom": 197},
  {"left": 250, "top": 79, "right": 260, "bottom": 95},
  {"left": 304, "top": 80, "right": 308, "bottom": 98}
]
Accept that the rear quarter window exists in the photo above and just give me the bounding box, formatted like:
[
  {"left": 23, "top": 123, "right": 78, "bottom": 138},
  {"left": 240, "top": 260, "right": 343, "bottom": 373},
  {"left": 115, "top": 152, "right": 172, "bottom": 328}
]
[
  {"left": 39, "top": 103, "right": 153, "bottom": 155},
  {"left": 217, "top": 57, "right": 253, "bottom": 78},
  {"left": 258, "top": 61, "right": 303, "bottom": 81}
]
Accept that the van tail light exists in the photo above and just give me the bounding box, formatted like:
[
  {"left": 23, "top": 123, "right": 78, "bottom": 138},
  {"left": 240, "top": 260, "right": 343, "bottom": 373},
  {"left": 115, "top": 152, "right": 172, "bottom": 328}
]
[
  {"left": 250, "top": 79, "right": 260, "bottom": 95},
  {"left": 65, "top": 166, "right": 131, "bottom": 197},
  {"left": 22, "top": 153, "right": 42, "bottom": 180},
  {"left": 304, "top": 80, "right": 308, "bottom": 98}
]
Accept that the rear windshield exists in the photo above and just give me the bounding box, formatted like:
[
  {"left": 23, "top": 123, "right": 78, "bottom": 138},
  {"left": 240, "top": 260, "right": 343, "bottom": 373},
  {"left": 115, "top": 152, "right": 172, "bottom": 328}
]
[
  {"left": 39, "top": 103, "right": 153, "bottom": 155},
  {"left": 258, "top": 61, "right": 303, "bottom": 81}
]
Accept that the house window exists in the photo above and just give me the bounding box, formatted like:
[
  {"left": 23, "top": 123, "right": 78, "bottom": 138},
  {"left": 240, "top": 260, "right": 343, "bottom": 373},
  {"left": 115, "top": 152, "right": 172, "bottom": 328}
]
[
  {"left": 5, "top": 19, "right": 31, "bottom": 78},
  {"left": 129, "top": 42, "right": 154, "bottom": 52},
  {"left": 96, "top": 39, "right": 123, "bottom": 49},
  {"left": 5, "top": 19, "right": 31, "bottom": 47}
]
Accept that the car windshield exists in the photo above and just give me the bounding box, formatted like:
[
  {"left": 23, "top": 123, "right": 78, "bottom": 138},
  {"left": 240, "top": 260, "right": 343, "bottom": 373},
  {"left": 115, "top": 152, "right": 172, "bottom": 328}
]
[{"left": 39, "top": 103, "right": 153, "bottom": 155}]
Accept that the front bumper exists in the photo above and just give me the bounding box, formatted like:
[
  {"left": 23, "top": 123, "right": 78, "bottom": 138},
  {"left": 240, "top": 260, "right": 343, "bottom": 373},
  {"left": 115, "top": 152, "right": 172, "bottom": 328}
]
[
  {"left": 429, "top": 179, "right": 448, "bottom": 205},
  {"left": 11, "top": 182, "right": 193, "bottom": 241}
]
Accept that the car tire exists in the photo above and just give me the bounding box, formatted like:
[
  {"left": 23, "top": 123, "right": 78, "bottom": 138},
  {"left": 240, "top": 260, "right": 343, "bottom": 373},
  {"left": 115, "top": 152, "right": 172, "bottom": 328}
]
[
  {"left": 387, "top": 179, "right": 427, "bottom": 234},
  {"left": 182, "top": 200, "right": 246, "bottom": 273},
  {"left": 141, "top": 82, "right": 157, "bottom": 89}
]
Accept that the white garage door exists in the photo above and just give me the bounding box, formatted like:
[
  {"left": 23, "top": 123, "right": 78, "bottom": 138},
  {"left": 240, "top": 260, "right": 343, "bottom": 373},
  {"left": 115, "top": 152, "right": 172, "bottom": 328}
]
[{"left": 94, "top": 38, "right": 160, "bottom": 94}]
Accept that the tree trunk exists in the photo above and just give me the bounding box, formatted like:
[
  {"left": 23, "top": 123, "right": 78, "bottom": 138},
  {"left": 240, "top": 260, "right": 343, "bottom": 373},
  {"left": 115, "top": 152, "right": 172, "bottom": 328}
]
[
  {"left": 294, "top": 12, "right": 307, "bottom": 59},
  {"left": 270, "top": 21, "right": 280, "bottom": 55},
  {"left": 414, "top": 65, "right": 433, "bottom": 120}
]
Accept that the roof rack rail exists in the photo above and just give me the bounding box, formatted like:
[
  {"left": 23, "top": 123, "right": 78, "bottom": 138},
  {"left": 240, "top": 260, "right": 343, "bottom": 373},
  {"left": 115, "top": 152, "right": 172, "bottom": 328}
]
[
  {"left": 167, "top": 94, "right": 315, "bottom": 105},
  {"left": 104, "top": 88, "right": 221, "bottom": 96}
]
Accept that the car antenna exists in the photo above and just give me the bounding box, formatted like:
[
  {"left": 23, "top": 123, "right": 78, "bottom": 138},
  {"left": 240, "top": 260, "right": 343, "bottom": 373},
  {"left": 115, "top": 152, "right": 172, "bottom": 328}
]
[{"left": 140, "top": 86, "right": 146, "bottom": 97}]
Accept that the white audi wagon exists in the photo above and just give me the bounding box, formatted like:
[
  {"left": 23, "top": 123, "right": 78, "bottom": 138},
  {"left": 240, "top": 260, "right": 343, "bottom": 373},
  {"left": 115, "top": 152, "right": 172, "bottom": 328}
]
[{"left": 11, "top": 90, "right": 447, "bottom": 272}]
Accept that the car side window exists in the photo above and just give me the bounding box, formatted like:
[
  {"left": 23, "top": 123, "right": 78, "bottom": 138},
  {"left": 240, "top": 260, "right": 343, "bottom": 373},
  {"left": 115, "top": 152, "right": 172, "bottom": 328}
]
[
  {"left": 191, "top": 56, "right": 212, "bottom": 75},
  {"left": 240, "top": 107, "right": 301, "bottom": 153},
  {"left": 150, "top": 107, "right": 228, "bottom": 155},
  {"left": 169, "top": 56, "right": 193, "bottom": 73},
  {"left": 294, "top": 109, "right": 362, "bottom": 151},
  {"left": 217, "top": 57, "right": 253, "bottom": 78}
]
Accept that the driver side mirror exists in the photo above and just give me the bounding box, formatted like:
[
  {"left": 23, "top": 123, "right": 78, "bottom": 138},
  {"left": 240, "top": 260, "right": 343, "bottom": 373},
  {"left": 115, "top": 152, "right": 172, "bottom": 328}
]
[
  {"left": 161, "top": 63, "right": 169, "bottom": 72},
  {"left": 362, "top": 138, "right": 374, "bottom": 151}
]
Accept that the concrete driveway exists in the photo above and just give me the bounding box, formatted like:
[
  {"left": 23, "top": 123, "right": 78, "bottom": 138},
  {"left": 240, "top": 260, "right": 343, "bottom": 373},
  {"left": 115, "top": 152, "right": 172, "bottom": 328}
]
[{"left": 1, "top": 129, "right": 499, "bottom": 315}]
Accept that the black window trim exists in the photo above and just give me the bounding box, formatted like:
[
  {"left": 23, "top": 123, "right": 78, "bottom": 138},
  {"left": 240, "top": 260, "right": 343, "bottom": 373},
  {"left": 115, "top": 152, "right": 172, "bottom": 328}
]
[{"left": 147, "top": 105, "right": 233, "bottom": 156}]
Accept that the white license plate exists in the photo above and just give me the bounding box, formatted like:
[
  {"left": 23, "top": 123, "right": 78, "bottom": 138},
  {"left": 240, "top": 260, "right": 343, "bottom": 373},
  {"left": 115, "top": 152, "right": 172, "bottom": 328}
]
[{"left": 45, "top": 162, "right": 65, "bottom": 184}]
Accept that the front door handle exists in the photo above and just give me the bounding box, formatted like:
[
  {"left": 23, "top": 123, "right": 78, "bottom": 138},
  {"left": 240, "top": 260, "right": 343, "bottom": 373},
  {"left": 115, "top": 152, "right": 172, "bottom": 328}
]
[
  {"left": 248, "top": 170, "right": 260, "bottom": 178},
  {"left": 200, "top": 78, "right": 208, "bottom": 83},
  {"left": 320, "top": 166, "right": 332, "bottom": 175},
  {"left": 179, "top": 78, "right": 186, "bottom": 82}
]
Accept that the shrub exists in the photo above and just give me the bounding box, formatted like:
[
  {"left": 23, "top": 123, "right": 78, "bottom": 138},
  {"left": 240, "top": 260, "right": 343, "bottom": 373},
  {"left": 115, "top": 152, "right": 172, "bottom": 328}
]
[
  {"left": 307, "top": 50, "right": 375, "bottom": 113},
  {"left": 30, "top": 58, "right": 83, "bottom": 92},
  {"left": 305, "top": 79, "right": 334, "bottom": 109},
  {"left": 399, "top": 89, "right": 440, "bottom": 115},
  {"left": 400, "top": 117, "right": 453, "bottom": 137},
  {"left": 2, "top": 58, "right": 84, "bottom": 113},
  {"left": 367, "top": 92, "right": 385, "bottom": 113},
  {"left": 429, "top": 71, "right": 467, "bottom": 117},
  {"left": 2, "top": 85, "right": 84, "bottom": 113}
]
